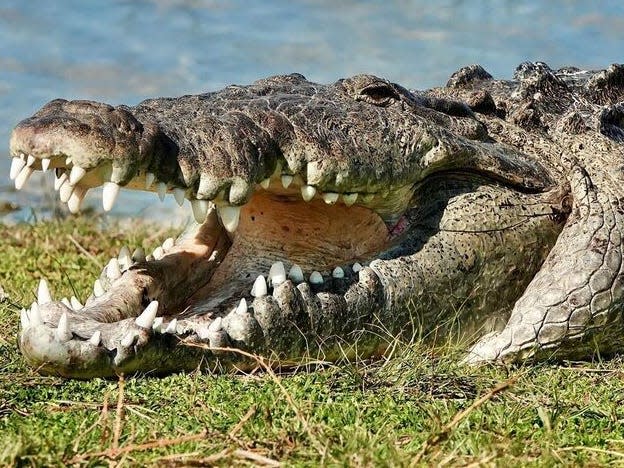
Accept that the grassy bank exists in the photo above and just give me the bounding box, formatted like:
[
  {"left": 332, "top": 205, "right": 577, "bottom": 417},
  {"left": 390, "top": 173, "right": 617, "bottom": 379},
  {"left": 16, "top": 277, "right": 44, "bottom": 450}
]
[{"left": 1, "top": 218, "right": 624, "bottom": 466}]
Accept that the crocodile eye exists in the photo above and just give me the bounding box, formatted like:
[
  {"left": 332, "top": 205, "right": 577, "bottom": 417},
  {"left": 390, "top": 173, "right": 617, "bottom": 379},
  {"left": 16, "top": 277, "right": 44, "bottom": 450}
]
[{"left": 358, "top": 83, "right": 400, "bottom": 106}]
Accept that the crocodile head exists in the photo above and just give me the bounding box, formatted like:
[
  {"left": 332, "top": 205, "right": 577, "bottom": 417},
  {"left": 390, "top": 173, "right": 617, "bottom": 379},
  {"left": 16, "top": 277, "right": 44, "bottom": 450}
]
[{"left": 9, "top": 71, "right": 570, "bottom": 378}]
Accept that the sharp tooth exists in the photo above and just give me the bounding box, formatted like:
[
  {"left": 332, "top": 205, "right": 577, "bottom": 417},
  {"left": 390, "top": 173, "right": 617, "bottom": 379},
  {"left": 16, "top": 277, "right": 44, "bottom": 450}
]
[
  {"left": 59, "top": 182, "right": 74, "bottom": 202},
  {"left": 56, "top": 312, "right": 72, "bottom": 342},
  {"left": 301, "top": 185, "right": 316, "bottom": 201},
  {"left": 120, "top": 331, "right": 136, "bottom": 347},
  {"left": 41, "top": 158, "right": 51, "bottom": 172},
  {"left": 152, "top": 316, "right": 164, "bottom": 332},
  {"left": 260, "top": 178, "right": 270, "bottom": 189},
  {"left": 54, "top": 173, "right": 68, "bottom": 190},
  {"left": 281, "top": 174, "right": 293, "bottom": 189},
  {"left": 165, "top": 318, "right": 177, "bottom": 334},
  {"left": 352, "top": 262, "right": 362, "bottom": 273},
  {"left": 20, "top": 309, "right": 30, "bottom": 329},
  {"left": 67, "top": 187, "right": 86, "bottom": 213},
  {"left": 93, "top": 279, "right": 105, "bottom": 297},
  {"left": 14, "top": 166, "right": 34, "bottom": 190},
  {"left": 157, "top": 182, "right": 167, "bottom": 201},
  {"left": 268, "top": 261, "right": 286, "bottom": 286},
  {"left": 309, "top": 271, "right": 323, "bottom": 284},
  {"left": 61, "top": 297, "right": 71, "bottom": 308},
  {"left": 135, "top": 300, "right": 159, "bottom": 329},
  {"left": 26, "top": 154, "right": 36, "bottom": 167},
  {"left": 342, "top": 193, "right": 358, "bottom": 206},
  {"left": 191, "top": 199, "right": 209, "bottom": 223},
  {"left": 218, "top": 205, "right": 241, "bottom": 233},
  {"left": 332, "top": 266, "right": 345, "bottom": 278},
  {"left": 106, "top": 258, "right": 122, "bottom": 280},
  {"left": 162, "top": 237, "right": 174, "bottom": 250},
  {"left": 208, "top": 316, "right": 223, "bottom": 332},
  {"left": 173, "top": 188, "right": 186, "bottom": 206},
  {"left": 152, "top": 246, "right": 164, "bottom": 260},
  {"left": 118, "top": 246, "right": 131, "bottom": 270},
  {"left": 288, "top": 264, "right": 304, "bottom": 283},
  {"left": 145, "top": 172, "right": 155, "bottom": 189},
  {"left": 102, "top": 182, "right": 120, "bottom": 212},
  {"left": 235, "top": 298, "right": 248, "bottom": 316},
  {"left": 89, "top": 330, "right": 101, "bottom": 346},
  {"left": 70, "top": 296, "right": 83, "bottom": 310},
  {"left": 69, "top": 166, "right": 86, "bottom": 185},
  {"left": 9, "top": 157, "right": 26, "bottom": 180},
  {"left": 132, "top": 247, "right": 146, "bottom": 263},
  {"left": 30, "top": 303, "right": 42, "bottom": 326},
  {"left": 19, "top": 153, "right": 25, "bottom": 161},
  {"left": 322, "top": 192, "right": 339, "bottom": 204},
  {"left": 251, "top": 275, "right": 267, "bottom": 297},
  {"left": 37, "top": 279, "right": 52, "bottom": 304},
  {"left": 65, "top": 156, "right": 73, "bottom": 166}
]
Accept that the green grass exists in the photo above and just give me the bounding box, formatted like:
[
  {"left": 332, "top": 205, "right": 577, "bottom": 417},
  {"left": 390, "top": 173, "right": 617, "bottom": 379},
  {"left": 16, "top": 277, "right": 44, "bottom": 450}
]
[{"left": 2, "top": 217, "right": 624, "bottom": 466}]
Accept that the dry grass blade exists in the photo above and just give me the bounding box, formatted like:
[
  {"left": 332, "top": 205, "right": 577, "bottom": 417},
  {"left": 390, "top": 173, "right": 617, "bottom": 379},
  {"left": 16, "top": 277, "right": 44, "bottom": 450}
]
[
  {"left": 66, "top": 234, "right": 101, "bottom": 267},
  {"left": 228, "top": 405, "right": 257, "bottom": 440},
  {"left": 412, "top": 374, "right": 518, "bottom": 464},
  {"left": 112, "top": 374, "right": 125, "bottom": 452}
]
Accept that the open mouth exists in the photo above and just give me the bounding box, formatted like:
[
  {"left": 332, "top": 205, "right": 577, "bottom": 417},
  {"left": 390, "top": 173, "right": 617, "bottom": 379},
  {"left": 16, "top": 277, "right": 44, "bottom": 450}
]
[{"left": 9, "top": 144, "right": 411, "bottom": 377}]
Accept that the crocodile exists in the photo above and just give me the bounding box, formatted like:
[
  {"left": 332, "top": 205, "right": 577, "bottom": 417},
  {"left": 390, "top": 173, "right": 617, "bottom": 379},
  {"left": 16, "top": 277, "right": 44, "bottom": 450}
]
[{"left": 8, "top": 62, "right": 624, "bottom": 378}]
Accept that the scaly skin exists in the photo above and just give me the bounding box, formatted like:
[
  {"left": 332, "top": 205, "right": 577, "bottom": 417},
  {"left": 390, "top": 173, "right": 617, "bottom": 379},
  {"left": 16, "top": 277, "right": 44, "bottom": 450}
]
[{"left": 7, "top": 62, "right": 624, "bottom": 378}]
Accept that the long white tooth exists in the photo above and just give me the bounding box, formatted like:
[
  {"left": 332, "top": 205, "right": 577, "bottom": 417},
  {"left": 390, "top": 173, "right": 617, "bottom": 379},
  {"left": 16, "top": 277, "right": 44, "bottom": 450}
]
[
  {"left": 20, "top": 309, "right": 30, "bottom": 329},
  {"left": 342, "top": 193, "right": 358, "bottom": 206},
  {"left": 132, "top": 247, "right": 146, "bottom": 263},
  {"left": 70, "top": 296, "right": 83, "bottom": 310},
  {"left": 235, "top": 298, "right": 248, "bottom": 316},
  {"left": 26, "top": 154, "right": 36, "bottom": 167},
  {"left": 157, "top": 182, "right": 167, "bottom": 201},
  {"left": 37, "top": 279, "right": 52, "bottom": 304},
  {"left": 107, "top": 258, "right": 122, "bottom": 280},
  {"left": 152, "top": 317, "right": 164, "bottom": 332},
  {"left": 332, "top": 266, "right": 345, "bottom": 278},
  {"left": 309, "top": 271, "right": 324, "bottom": 284},
  {"left": 118, "top": 246, "right": 131, "bottom": 270},
  {"left": 135, "top": 300, "right": 159, "bottom": 329},
  {"left": 173, "top": 188, "right": 186, "bottom": 206},
  {"left": 89, "top": 330, "right": 101, "bottom": 346},
  {"left": 260, "top": 178, "right": 270, "bottom": 189},
  {"left": 352, "top": 262, "right": 363, "bottom": 273},
  {"left": 268, "top": 261, "right": 286, "bottom": 286},
  {"left": 208, "top": 316, "right": 223, "bottom": 332},
  {"left": 102, "top": 182, "right": 120, "bottom": 212},
  {"left": 152, "top": 246, "right": 164, "bottom": 260},
  {"left": 69, "top": 166, "right": 86, "bottom": 185},
  {"left": 67, "top": 187, "right": 86, "bottom": 213},
  {"left": 322, "top": 192, "right": 339, "bottom": 204},
  {"left": 56, "top": 312, "right": 72, "bottom": 342},
  {"left": 59, "top": 182, "right": 74, "bottom": 202},
  {"left": 120, "top": 331, "right": 136, "bottom": 347},
  {"left": 251, "top": 275, "right": 267, "bottom": 297},
  {"left": 54, "top": 173, "right": 68, "bottom": 190},
  {"left": 218, "top": 205, "right": 241, "bottom": 233},
  {"left": 9, "top": 157, "right": 26, "bottom": 180},
  {"left": 41, "top": 158, "right": 51, "bottom": 172},
  {"left": 191, "top": 199, "right": 209, "bottom": 223},
  {"left": 288, "top": 264, "right": 304, "bottom": 283},
  {"left": 281, "top": 174, "right": 293, "bottom": 189},
  {"left": 301, "top": 185, "right": 316, "bottom": 202},
  {"left": 93, "top": 279, "right": 105, "bottom": 297},
  {"left": 14, "top": 166, "right": 34, "bottom": 190},
  {"left": 162, "top": 237, "right": 174, "bottom": 250},
  {"left": 61, "top": 297, "right": 71, "bottom": 308},
  {"left": 30, "top": 303, "right": 42, "bottom": 326},
  {"left": 145, "top": 172, "right": 155, "bottom": 189},
  {"left": 165, "top": 318, "right": 178, "bottom": 334}
]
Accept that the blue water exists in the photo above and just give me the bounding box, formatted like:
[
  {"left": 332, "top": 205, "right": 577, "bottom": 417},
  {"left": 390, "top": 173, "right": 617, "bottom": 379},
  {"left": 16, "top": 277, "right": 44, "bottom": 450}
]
[{"left": 1, "top": 0, "right": 623, "bottom": 221}]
